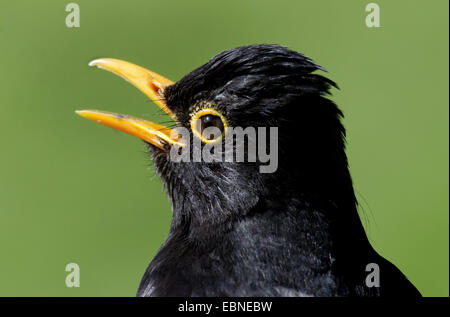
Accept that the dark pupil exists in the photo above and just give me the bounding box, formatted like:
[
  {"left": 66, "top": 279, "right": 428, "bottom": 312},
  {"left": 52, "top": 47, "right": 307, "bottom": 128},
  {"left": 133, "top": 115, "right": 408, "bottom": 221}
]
[{"left": 197, "top": 114, "right": 224, "bottom": 140}]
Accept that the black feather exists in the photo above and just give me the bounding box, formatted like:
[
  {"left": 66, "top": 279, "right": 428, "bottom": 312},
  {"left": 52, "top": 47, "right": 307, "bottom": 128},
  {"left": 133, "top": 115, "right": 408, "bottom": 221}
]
[{"left": 137, "top": 44, "right": 420, "bottom": 297}]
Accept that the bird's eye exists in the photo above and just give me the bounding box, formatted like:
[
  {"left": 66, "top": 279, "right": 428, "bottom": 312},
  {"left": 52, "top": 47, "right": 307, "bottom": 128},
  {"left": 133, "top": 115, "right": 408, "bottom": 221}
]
[
  {"left": 190, "top": 108, "right": 228, "bottom": 143},
  {"left": 196, "top": 114, "right": 225, "bottom": 139}
]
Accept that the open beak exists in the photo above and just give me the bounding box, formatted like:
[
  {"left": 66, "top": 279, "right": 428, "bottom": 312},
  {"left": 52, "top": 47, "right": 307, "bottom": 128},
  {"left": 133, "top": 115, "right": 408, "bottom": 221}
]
[{"left": 76, "top": 58, "right": 182, "bottom": 150}]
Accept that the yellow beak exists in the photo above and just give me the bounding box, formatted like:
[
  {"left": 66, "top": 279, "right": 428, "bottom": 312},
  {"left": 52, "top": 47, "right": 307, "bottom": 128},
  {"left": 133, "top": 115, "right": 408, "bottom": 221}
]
[{"left": 76, "top": 58, "right": 182, "bottom": 150}]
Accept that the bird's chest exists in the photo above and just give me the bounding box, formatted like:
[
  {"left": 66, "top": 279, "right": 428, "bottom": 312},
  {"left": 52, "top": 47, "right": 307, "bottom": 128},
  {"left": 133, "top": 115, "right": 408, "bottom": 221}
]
[{"left": 141, "top": 229, "right": 344, "bottom": 297}]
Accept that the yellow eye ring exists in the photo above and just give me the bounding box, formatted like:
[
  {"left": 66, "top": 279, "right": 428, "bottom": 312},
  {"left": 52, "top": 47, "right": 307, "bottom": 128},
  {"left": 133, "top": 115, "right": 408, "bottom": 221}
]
[{"left": 190, "top": 107, "right": 229, "bottom": 144}]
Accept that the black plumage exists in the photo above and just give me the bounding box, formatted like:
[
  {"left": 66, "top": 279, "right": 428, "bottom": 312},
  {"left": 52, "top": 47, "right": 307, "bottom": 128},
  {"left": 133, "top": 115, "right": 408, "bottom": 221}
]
[{"left": 136, "top": 44, "right": 420, "bottom": 297}]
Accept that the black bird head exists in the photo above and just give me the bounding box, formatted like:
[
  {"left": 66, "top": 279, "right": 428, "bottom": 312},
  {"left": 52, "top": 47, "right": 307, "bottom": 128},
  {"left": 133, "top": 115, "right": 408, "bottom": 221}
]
[
  {"left": 76, "top": 45, "right": 422, "bottom": 298},
  {"left": 77, "top": 44, "right": 356, "bottom": 240}
]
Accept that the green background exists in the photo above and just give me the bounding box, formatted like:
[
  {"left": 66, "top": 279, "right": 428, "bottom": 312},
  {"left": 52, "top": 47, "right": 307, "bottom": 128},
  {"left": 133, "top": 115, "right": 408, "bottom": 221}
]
[{"left": 0, "top": 0, "right": 448, "bottom": 296}]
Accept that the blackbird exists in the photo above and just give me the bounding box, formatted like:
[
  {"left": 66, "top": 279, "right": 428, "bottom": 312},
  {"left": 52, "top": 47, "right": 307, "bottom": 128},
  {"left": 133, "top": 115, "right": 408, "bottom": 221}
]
[{"left": 77, "top": 44, "right": 421, "bottom": 297}]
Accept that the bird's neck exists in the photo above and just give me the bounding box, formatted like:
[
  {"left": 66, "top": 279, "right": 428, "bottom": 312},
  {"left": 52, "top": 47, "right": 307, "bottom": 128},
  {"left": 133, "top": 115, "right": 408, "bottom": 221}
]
[
  {"left": 171, "top": 188, "right": 371, "bottom": 260},
  {"left": 165, "top": 142, "right": 372, "bottom": 258}
]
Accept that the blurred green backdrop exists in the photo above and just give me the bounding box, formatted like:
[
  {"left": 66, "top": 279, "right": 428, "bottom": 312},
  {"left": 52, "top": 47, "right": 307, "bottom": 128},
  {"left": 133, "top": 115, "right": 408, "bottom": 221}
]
[{"left": 0, "top": 0, "right": 448, "bottom": 296}]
